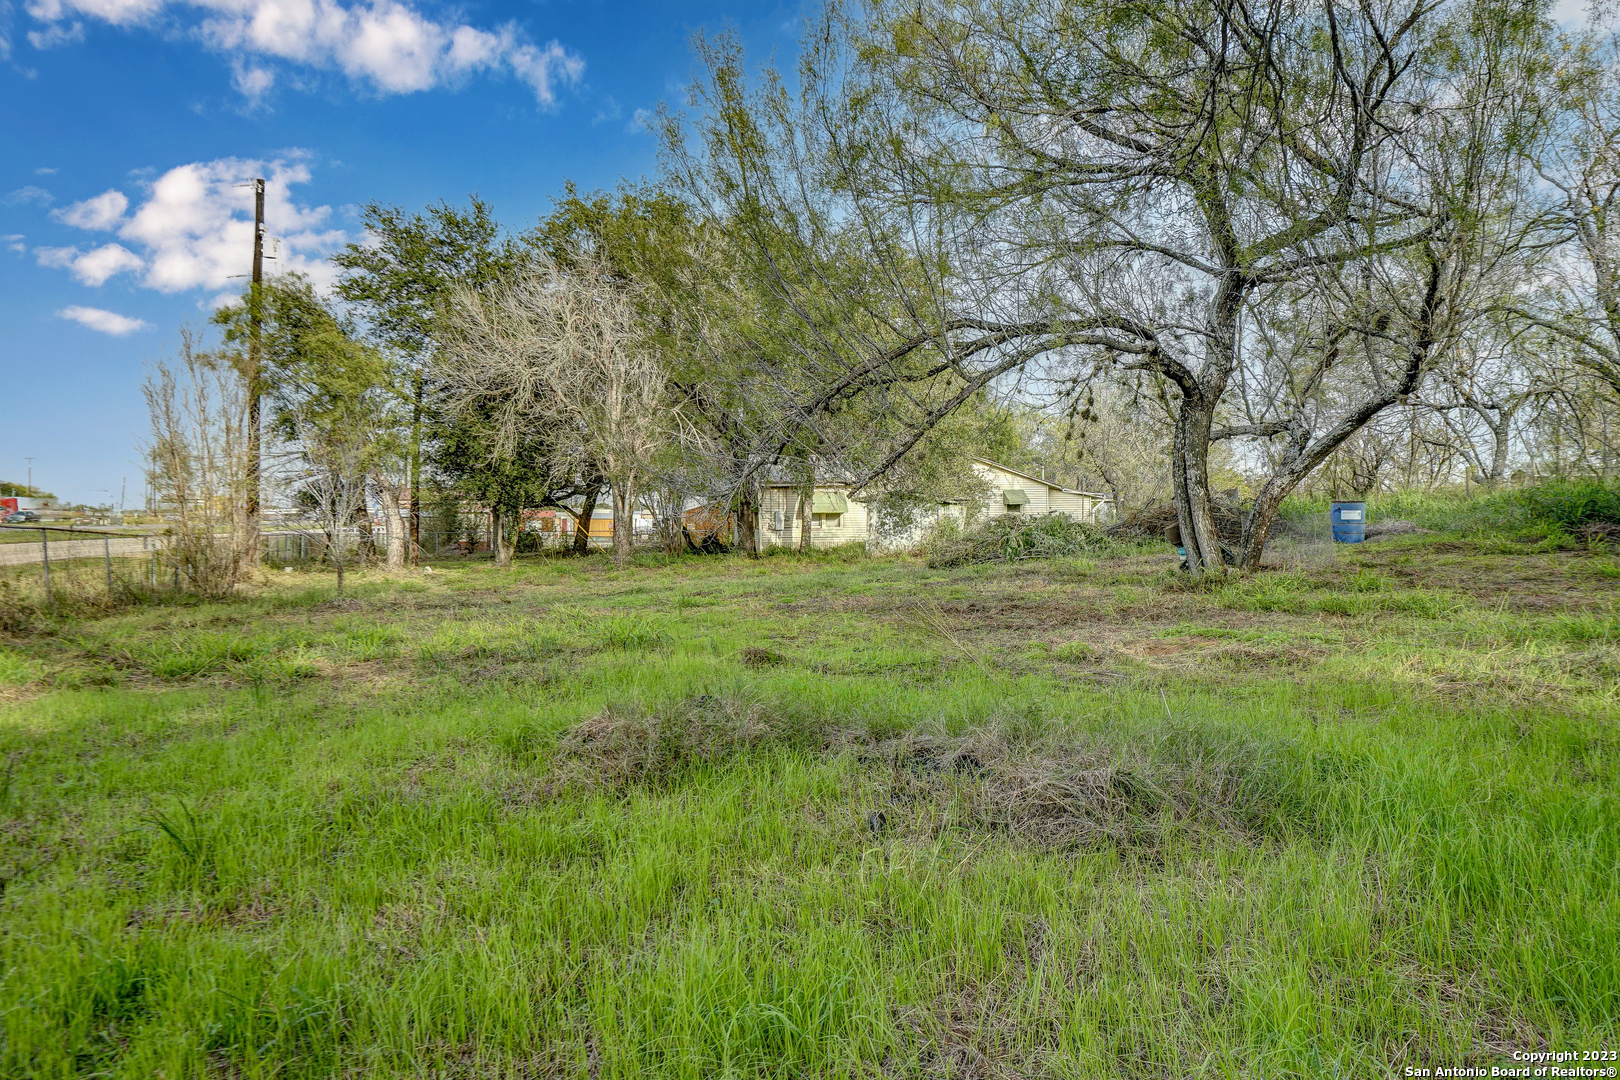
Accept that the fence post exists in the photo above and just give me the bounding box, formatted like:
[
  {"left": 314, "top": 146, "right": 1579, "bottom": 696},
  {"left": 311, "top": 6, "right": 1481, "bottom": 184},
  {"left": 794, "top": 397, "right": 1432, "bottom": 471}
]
[
  {"left": 39, "top": 529, "right": 52, "bottom": 612},
  {"left": 104, "top": 535, "right": 113, "bottom": 592}
]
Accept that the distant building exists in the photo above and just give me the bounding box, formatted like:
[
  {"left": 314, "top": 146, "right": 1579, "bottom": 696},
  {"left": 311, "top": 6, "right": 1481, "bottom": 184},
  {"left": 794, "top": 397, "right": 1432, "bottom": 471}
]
[
  {"left": 759, "top": 457, "right": 1113, "bottom": 552},
  {"left": 525, "top": 456, "right": 1114, "bottom": 555},
  {"left": 968, "top": 458, "right": 1111, "bottom": 522},
  {"left": 1, "top": 496, "right": 62, "bottom": 513}
]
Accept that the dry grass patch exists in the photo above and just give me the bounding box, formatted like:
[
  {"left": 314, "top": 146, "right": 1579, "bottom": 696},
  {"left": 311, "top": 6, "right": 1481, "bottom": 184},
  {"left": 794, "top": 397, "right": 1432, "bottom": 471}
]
[{"left": 553, "top": 695, "right": 1306, "bottom": 853}]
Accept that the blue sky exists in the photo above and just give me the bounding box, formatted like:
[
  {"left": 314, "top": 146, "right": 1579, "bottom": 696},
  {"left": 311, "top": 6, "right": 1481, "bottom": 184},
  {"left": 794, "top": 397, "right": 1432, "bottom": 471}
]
[{"left": 0, "top": 0, "right": 801, "bottom": 505}]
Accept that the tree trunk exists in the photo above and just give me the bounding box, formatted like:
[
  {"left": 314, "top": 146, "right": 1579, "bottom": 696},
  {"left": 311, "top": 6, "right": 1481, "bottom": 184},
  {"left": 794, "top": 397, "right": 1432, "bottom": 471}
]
[
  {"left": 797, "top": 480, "right": 813, "bottom": 553},
  {"left": 354, "top": 499, "right": 374, "bottom": 562},
  {"left": 1486, "top": 407, "right": 1518, "bottom": 486},
  {"left": 1171, "top": 395, "right": 1225, "bottom": 576},
  {"left": 493, "top": 511, "right": 512, "bottom": 567},
  {"left": 1240, "top": 480, "right": 1291, "bottom": 572},
  {"left": 611, "top": 483, "right": 633, "bottom": 569},
  {"left": 409, "top": 373, "right": 422, "bottom": 565},
  {"left": 735, "top": 483, "right": 758, "bottom": 555},
  {"left": 572, "top": 484, "right": 600, "bottom": 555},
  {"left": 375, "top": 481, "right": 406, "bottom": 570}
]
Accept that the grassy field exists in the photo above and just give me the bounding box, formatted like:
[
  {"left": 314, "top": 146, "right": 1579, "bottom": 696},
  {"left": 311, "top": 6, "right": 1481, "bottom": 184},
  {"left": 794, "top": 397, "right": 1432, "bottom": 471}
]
[{"left": 1, "top": 533, "right": 1616, "bottom": 1077}]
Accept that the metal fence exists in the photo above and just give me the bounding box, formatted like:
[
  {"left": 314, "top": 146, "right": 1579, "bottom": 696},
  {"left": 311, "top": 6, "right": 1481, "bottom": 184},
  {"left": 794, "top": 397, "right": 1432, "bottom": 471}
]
[{"left": 0, "top": 524, "right": 177, "bottom": 614}]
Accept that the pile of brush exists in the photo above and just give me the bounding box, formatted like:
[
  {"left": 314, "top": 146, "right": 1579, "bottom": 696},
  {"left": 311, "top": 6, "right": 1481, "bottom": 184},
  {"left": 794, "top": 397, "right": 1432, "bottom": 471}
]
[
  {"left": 925, "top": 513, "right": 1112, "bottom": 568},
  {"left": 1105, "top": 499, "right": 1245, "bottom": 545}
]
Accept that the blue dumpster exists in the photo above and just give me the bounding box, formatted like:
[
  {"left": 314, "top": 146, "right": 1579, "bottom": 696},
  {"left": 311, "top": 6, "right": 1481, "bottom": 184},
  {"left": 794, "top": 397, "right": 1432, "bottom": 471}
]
[{"left": 1330, "top": 501, "right": 1366, "bottom": 544}]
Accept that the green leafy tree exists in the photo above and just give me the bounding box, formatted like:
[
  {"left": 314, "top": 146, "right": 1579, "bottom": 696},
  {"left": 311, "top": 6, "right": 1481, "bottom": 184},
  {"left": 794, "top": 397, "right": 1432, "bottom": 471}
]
[
  {"left": 0, "top": 482, "right": 55, "bottom": 498},
  {"left": 214, "top": 274, "right": 408, "bottom": 570},
  {"left": 664, "top": 1, "right": 1552, "bottom": 572},
  {"left": 332, "top": 198, "right": 531, "bottom": 559}
]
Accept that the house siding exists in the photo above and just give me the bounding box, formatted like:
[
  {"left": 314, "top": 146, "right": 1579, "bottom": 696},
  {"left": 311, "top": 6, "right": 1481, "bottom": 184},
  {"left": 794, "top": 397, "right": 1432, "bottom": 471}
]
[
  {"left": 1050, "top": 490, "right": 1101, "bottom": 519},
  {"left": 759, "top": 484, "right": 869, "bottom": 549},
  {"left": 971, "top": 460, "right": 1109, "bottom": 523}
]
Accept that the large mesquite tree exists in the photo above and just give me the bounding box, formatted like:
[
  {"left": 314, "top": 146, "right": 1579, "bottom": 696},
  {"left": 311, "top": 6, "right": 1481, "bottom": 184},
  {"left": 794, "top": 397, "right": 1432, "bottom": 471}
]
[{"left": 667, "top": 0, "right": 1550, "bottom": 571}]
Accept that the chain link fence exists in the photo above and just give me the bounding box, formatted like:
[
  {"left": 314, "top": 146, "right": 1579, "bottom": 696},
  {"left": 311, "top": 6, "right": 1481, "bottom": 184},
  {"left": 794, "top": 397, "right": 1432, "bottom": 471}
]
[{"left": 0, "top": 525, "right": 183, "bottom": 624}]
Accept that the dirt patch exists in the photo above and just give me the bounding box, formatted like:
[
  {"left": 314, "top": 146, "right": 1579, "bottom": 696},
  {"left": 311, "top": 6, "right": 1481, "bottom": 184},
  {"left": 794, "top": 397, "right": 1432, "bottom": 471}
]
[
  {"left": 1128, "top": 639, "right": 1196, "bottom": 658},
  {"left": 313, "top": 597, "right": 366, "bottom": 613},
  {"left": 738, "top": 646, "right": 787, "bottom": 668}
]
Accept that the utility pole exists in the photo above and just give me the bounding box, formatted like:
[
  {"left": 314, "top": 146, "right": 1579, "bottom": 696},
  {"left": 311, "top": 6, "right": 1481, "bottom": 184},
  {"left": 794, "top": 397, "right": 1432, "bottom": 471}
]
[
  {"left": 246, "top": 178, "right": 265, "bottom": 566},
  {"left": 24, "top": 457, "right": 35, "bottom": 497}
]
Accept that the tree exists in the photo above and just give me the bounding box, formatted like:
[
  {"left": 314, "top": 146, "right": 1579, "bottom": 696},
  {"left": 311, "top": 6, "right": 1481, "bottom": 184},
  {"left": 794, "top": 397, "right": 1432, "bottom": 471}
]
[
  {"left": 440, "top": 256, "right": 679, "bottom": 569},
  {"left": 283, "top": 399, "right": 373, "bottom": 595},
  {"left": 143, "top": 328, "right": 253, "bottom": 597},
  {"left": 0, "top": 482, "right": 55, "bottom": 498},
  {"left": 216, "top": 274, "right": 406, "bottom": 572},
  {"left": 663, "top": 0, "right": 1550, "bottom": 573},
  {"left": 332, "top": 198, "right": 531, "bottom": 561}
]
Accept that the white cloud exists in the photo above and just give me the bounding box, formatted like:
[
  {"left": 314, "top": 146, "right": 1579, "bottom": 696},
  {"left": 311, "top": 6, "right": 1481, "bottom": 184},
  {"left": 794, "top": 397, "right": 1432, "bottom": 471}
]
[
  {"left": 592, "top": 95, "right": 621, "bottom": 126},
  {"left": 3, "top": 185, "right": 53, "bottom": 206},
  {"left": 26, "top": 0, "right": 161, "bottom": 26},
  {"left": 42, "top": 153, "right": 346, "bottom": 295},
  {"left": 57, "top": 305, "right": 152, "bottom": 335},
  {"left": 52, "top": 188, "right": 128, "bottom": 229},
  {"left": 35, "top": 166, "right": 57, "bottom": 175},
  {"left": 231, "top": 57, "right": 274, "bottom": 103},
  {"left": 626, "top": 107, "right": 654, "bottom": 135},
  {"left": 445, "top": 24, "right": 503, "bottom": 74},
  {"left": 26, "top": 0, "right": 584, "bottom": 105},
  {"left": 26, "top": 18, "right": 80, "bottom": 46},
  {"left": 36, "top": 242, "right": 144, "bottom": 285},
  {"left": 4, "top": 234, "right": 25, "bottom": 254},
  {"left": 509, "top": 39, "right": 582, "bottom": 107}
]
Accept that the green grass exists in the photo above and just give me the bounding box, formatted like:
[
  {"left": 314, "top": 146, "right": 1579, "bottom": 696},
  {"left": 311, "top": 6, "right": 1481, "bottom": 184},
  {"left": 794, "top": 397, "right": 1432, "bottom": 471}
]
[
  {"left": 1282, "top": 476, "right": 1620, "bottom": 541},
  {"left": 1, "top": 537, "right": 1617, "bottom": 1077}
]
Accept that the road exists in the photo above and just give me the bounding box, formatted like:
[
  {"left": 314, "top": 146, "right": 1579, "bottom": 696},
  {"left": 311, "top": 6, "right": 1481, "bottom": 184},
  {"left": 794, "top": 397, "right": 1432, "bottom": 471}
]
[{"left": 0, "top": 534, "right": 159, "bottom": 567}]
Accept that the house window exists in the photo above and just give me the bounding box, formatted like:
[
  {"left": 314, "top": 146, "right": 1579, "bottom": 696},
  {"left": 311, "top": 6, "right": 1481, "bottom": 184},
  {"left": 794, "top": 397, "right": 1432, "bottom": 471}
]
[{"left": 813, "top": 513, "right": 840, "bottom": 529}]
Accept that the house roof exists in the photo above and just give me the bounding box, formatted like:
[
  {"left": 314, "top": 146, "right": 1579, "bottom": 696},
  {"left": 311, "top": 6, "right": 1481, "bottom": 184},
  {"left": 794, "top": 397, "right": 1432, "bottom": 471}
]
[{"left": 973, "top": 457, "right": 1112, "bottom": 500}]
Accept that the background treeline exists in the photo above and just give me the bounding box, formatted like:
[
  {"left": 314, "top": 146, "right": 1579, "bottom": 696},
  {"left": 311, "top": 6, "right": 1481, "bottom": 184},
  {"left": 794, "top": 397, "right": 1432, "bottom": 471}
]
[{"left": 147, "top": 0, "right": 1620, "bottom": 584}]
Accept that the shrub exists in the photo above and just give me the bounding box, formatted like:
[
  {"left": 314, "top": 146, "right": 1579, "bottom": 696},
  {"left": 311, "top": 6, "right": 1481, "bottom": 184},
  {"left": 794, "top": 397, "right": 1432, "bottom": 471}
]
[{"left": 1503, "top": 478, "right": 1620, "bottom": 532}]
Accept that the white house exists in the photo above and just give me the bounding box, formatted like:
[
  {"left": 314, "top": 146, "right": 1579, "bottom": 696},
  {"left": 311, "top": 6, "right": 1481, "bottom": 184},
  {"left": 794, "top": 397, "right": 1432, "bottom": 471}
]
[
  {"left": 758, "top": 481, "right": 870, "bottom": 550},
  {"left": 969, "top": 458, "right": 1112, "bottom": 523},
  {"left": 756, "top": 458, "right": 1113, "bottom": 552}
]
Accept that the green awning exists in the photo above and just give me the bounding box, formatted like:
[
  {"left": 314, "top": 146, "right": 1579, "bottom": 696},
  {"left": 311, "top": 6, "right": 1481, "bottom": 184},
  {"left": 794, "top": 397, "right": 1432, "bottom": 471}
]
[
  {"left": 811, "top": 492, "right": 849, "bottom": 514},
  {"left": 1002, "top": 488, "right": 1029, "bottom": 507}
]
